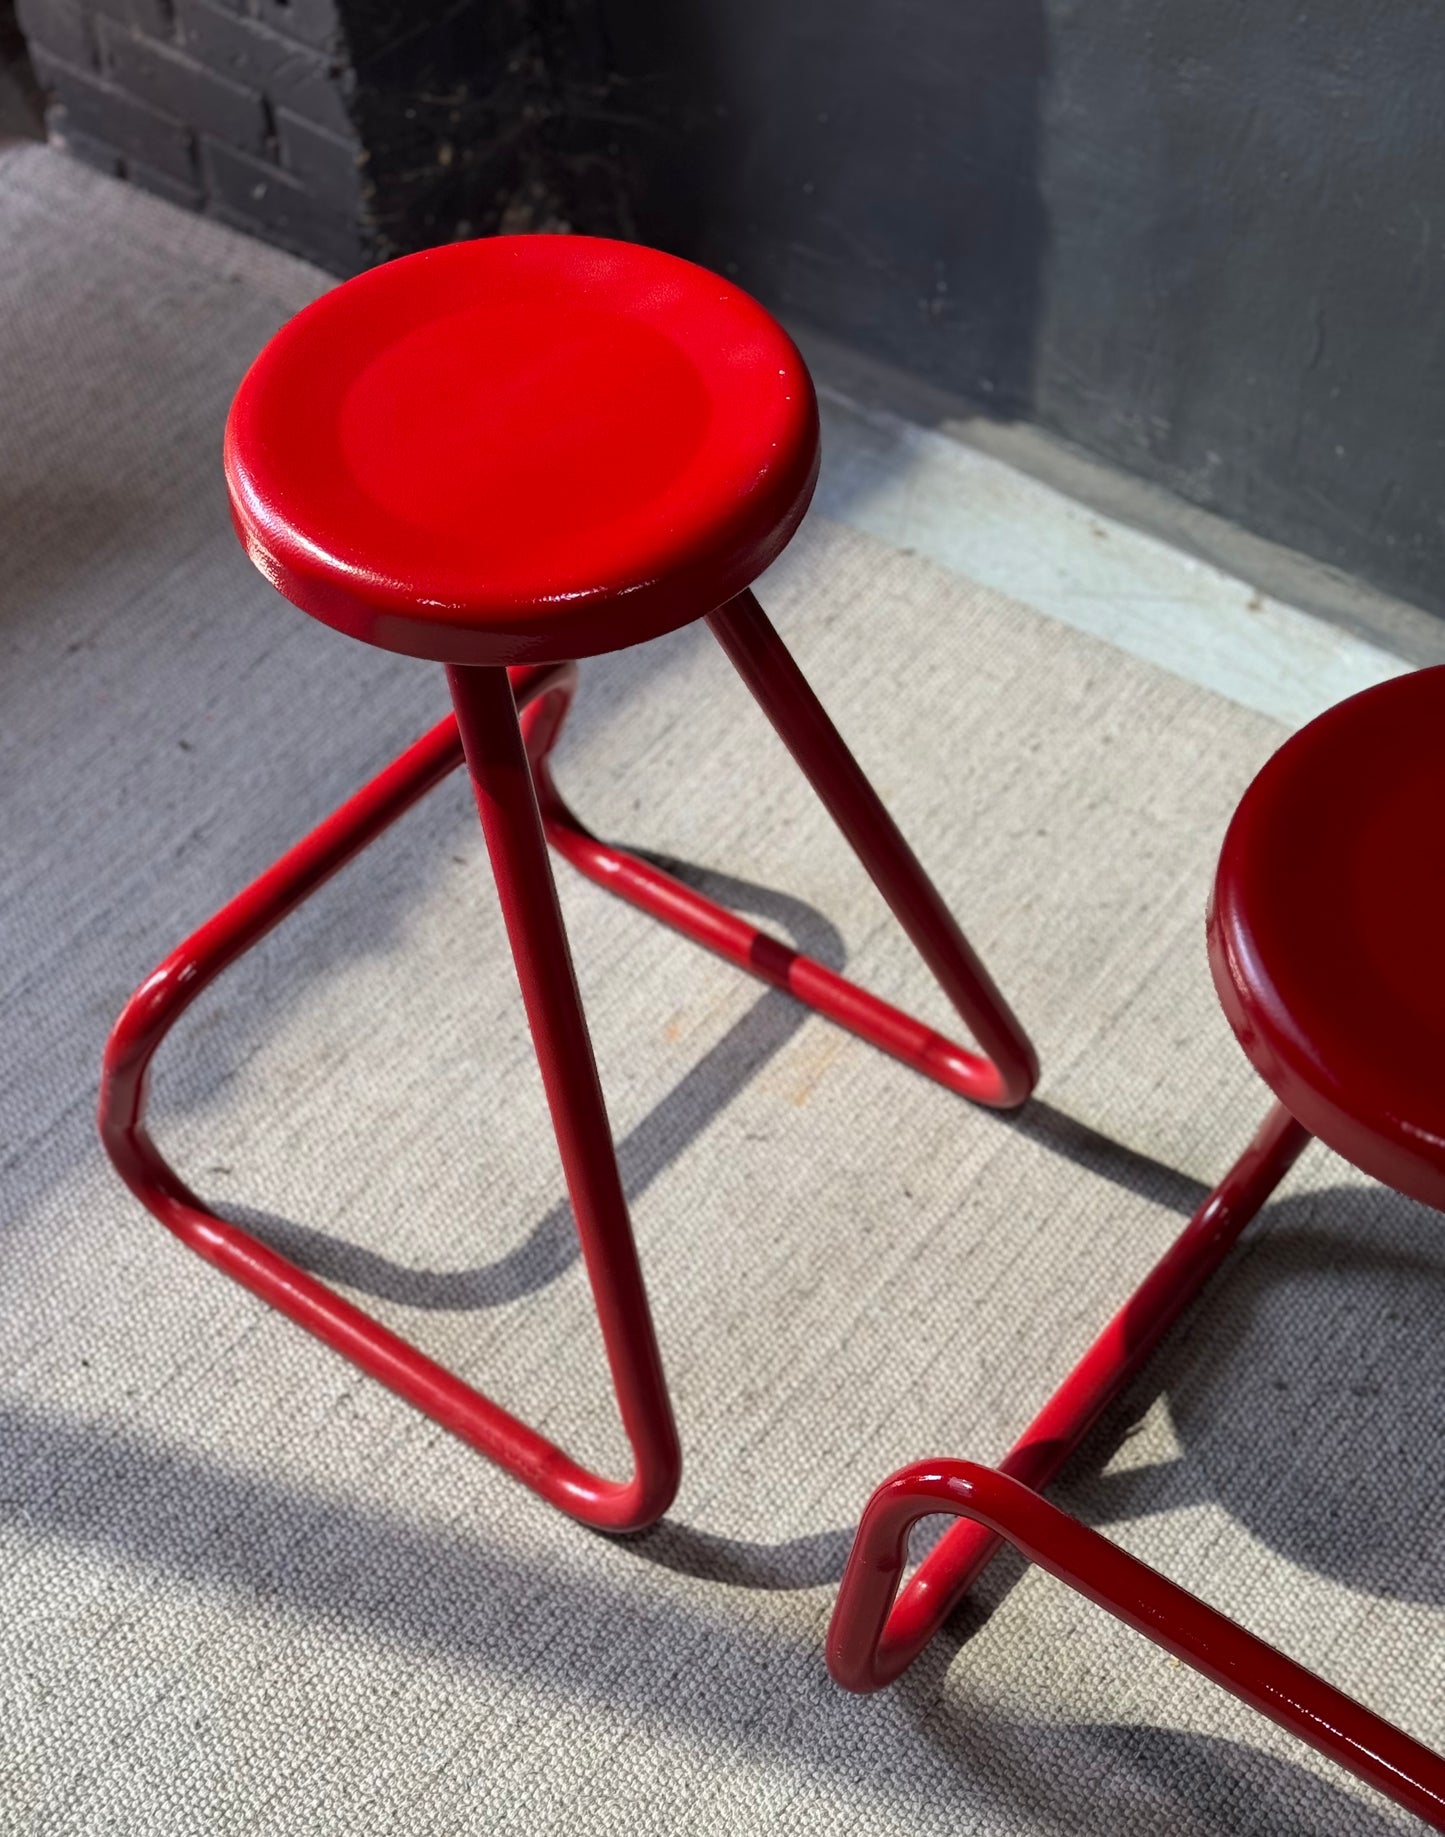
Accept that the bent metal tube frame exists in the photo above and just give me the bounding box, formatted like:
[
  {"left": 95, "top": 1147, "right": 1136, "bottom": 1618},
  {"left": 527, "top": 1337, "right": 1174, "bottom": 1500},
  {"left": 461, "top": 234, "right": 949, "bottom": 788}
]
[
  {"left": 826, "top": 1102, "right": 1445, "bottom": 1830},
  {"left": 99, "top": 602, "right": 1036, "bottom": 1536}
]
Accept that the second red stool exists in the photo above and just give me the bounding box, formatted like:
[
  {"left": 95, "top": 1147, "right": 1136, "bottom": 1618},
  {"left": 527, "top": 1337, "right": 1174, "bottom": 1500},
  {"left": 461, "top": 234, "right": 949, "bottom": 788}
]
[
  {"left": 99, "top": 236, "right": 1038, "bottom": 1533},
  {"left": 828, "top": 665, "right": 1445, "bottom": 1829}
]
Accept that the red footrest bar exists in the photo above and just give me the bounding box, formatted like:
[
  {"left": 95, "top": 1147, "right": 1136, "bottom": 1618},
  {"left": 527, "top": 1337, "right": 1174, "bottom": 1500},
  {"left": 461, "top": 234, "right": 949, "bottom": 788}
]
[{"left": 828, "top": 1460, "right": 1445, "bottom": 1830}]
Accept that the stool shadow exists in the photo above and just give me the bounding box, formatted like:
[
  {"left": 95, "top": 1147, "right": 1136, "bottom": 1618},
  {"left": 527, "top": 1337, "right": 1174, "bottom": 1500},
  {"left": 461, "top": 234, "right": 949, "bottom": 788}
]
[
  {"left": 627, "top": 1169, "right": 1445, "bottom": 1623},
  {"left": 226, "top": 853, "right": 1200, "bottom": 1323},
  {"left": 624, "top": 1502, "right": 983, "bottom": 1603},
  {"left": 913, "top": 1712, "right": 1414, "bottom": 1837},
  {"left": 0, "top": 1398, "right": 1407, "bottom": 1836},
  {"left": 226, "top": 857, "right": 845, "bottom": 1310},
  {"left": 627, "top": 1099, "right": 1212, "bottom": 1593},
  {"left": 1053, "top": 1185, "right": 1445, "bottom": 1608}
]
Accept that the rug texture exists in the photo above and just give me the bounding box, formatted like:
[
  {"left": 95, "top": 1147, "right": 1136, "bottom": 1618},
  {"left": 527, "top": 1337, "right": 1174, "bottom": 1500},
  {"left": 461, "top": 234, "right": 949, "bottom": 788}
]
[{"left": 1, "top": 144, "right": 1440, "bottom": 1835}]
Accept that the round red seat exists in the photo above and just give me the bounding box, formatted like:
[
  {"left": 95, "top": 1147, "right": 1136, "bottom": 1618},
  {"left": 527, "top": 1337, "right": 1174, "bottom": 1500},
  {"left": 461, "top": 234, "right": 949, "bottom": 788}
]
[
  {"left": 224, "top": 235, "right": 820, "bottom": 666},
  {"left": 1208, "top": 664, "right": 1445, "bottom": 1212}
]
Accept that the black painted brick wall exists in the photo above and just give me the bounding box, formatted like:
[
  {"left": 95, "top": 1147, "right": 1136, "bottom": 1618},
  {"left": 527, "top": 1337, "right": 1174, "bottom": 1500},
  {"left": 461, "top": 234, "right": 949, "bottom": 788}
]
[
  {"left": 584, "top": 0, "right": 1445, "bottom": 622},
  {"left": 14, "top": 0, "right": 542, "bottom": 271},
  {"left": 18, "top": 0, "right": 367, "bottom": 266}
]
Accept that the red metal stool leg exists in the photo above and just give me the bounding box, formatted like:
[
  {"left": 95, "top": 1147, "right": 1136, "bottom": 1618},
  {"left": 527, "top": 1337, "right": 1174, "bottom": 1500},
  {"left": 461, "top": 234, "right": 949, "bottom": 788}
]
[
  {"left": 446, "top": 662, "right": 680, "bottom": 1523},
  {"left": 99, "top": 660, "right": 679, "bottom": 1533},
  {"left": 102, "top": 608, "right": 1032, "bottom": 1532},
  {"left": 830, "top": 1461, "right": 1445, "bottom": 1829},
  {"left": 519, "top": 592, "right": 1037, "bottom": 1112},
  {"left": 827, "top": 1104, "right": 1445, "bottom": 1825},
  {"left": 709, "top": 592, "right": 1036, "bottom": 1106},
  {"left": 832, "top": 1101, "right": 1309, "bottom": 1689}
]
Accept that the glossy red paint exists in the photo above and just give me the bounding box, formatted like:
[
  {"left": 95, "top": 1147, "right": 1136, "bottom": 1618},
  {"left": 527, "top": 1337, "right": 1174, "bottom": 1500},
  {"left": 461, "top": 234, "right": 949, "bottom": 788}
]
[
  {"left": 1209, "top": 664, "right": 1445, "bottom": 1212},
  {"left": 705, "top": 595, "right": 1037, "bottom": 1104},
  {"left": 107, "top": 241, "right": 1036, "bottom": 1531},
  {"left": 829, "top": 1462, "right": 1445, "bottom": 1830},
  {"left": 829, "top": 668, "right": 1445, "bottom": 1825},
  {"left": 99, "top": 665, "right": 680, "bottom": 1533},
  {"left": 832, "top": 1100, "right": 1308, "bottom": 1690},
  {"left": 101, "top": 638, "right": 1036, "bottom": 1527},
  {"left": 523, "top": 595, "right": 1037, "bottom": 1109},
  {"left": 225, "top": 236, "right": 820, "bottom": 666}
]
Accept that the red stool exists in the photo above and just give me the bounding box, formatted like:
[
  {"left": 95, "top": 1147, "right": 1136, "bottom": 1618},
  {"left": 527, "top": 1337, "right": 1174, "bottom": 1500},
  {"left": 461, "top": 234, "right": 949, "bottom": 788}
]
[
  {"left": 99, "top": 236, "right": 1038, "bottom": 1535},
  {"left": 827, "top": 665, "right": 1445, "bottom": 1828}
]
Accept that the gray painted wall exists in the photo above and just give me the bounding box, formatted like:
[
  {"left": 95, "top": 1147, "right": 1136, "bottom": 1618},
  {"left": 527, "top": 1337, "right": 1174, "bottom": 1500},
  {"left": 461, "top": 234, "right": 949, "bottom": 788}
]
[{"left": 591, "top": 0, "right": 1445, "bottom": 618}]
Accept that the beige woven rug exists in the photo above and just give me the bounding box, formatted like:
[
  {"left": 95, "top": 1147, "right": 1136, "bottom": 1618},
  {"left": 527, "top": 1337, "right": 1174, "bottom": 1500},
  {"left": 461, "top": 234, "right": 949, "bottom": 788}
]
[{"left": 2, "top": 144, "right": 1440, "bottom": 1834}]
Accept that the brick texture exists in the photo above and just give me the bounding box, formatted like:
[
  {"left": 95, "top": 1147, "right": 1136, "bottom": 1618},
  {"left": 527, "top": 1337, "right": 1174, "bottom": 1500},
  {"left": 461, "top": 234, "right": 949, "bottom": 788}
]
[
  {"left": 249, "top": 0, "right": 339, "bottom": 53},
  {"left": 15, "top": 0, "right": 97, "bottom": 71},
  {"left": 202, "top": 135, "right": 367, "bottom": 270},
  {"left": 16, "top": 0, "right": 545, "bottom": 273},
  {"left": 35, "top": 51, "right": 196, "bottom": 180},
  {"left": 130, "top": 155, "right": 205, "bottom": 208},
  {"left": 87, "top": 0, "right": 173, "bottom": 41},
  {"left": 50, "top": 118, "right": 122, "bottom": 172},
  {"left": 275, "top": 107, "right": 363, "bottom": 209},
  {"left": 99, "top": 20, "right": 269, "bottom": 155},
  {"left": 174, "top": 0, "right": 355, "bottom": 139}
]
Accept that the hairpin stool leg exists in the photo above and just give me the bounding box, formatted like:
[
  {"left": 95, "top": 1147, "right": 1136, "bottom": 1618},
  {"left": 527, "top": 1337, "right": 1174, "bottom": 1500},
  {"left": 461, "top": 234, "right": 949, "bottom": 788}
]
[
  {"left": 833, "top": 1461, "right": 1445, "bottom": 1829},
  {"left": 829, "top": 1101, "right": 1310, "bottom": 1689},
  {"left": 445, "top": 663, "right": 680, "bottom": 1524},
  {"left": 101, "top": 661, "right": 679, "bottom": 1534}
]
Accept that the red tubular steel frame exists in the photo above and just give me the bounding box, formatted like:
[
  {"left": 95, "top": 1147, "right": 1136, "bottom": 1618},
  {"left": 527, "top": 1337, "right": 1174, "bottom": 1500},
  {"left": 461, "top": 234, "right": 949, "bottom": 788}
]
[
  {"left": 826, "top": 1101, "right": 1445, "bottom": 1828},
  {"left": 831, "top": 1461, "right": 1445, "bottom": 1830},
  {"left": 99, "top": 594, "right": 1037, "bottom": 1532},
  {"left": 530, "top": 594, "right": 1037, "bottom": 1109}
]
